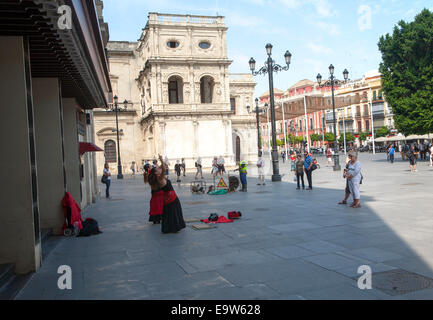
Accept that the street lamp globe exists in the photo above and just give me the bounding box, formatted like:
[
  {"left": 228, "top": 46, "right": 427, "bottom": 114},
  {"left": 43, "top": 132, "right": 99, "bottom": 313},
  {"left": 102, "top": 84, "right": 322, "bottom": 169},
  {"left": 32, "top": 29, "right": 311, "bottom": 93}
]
[
  {"left": 265, "top": 43, "right": 273, "bottom": 56},
  {"left": 249, "top": 57, "right": 256, "bottom": 72},
  {"left": 123, "top": 99, "right": 128, "bottom": 109},
  {"left": 343, "top": 69, "right": 349, "bottom": 81},
  {"left": 316, "top": 73, "right": 322, "bottom": 85},
  {"left": 329, "top": 64, "right": 335, "bottom": 75},
  {"left": 113, "top": 95, "right": 118, "bottom": 104},
  {"left": 284, "top": 50, "right": 292, "bottom": 66}
]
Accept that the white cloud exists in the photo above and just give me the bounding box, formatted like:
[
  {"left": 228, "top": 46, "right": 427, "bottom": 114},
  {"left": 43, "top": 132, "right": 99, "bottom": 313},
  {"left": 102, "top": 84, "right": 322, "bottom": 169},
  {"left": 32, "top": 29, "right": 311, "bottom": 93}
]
[
  {"left": 310, "top": 0, "right": 336, "bottom": 17},
  {"left": 306, "top": 42, "right": 333, "bottom": 55},
  {"left": 314, "top": 21, "right": 341, "bottom": 35}
]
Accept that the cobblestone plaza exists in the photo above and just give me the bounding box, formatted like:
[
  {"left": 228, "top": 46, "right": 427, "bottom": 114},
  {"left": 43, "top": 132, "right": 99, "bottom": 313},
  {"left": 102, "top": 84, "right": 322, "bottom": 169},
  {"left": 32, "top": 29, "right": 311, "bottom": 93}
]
[{"left": 16, "top": 154, "right": 433, "bottom": 300}]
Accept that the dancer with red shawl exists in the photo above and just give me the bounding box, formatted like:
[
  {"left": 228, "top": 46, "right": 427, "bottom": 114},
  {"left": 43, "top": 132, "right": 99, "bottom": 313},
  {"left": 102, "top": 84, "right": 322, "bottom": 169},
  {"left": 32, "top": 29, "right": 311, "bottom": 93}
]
[{"left": 144, "top": 155, "right": 185, "bottom": 233}]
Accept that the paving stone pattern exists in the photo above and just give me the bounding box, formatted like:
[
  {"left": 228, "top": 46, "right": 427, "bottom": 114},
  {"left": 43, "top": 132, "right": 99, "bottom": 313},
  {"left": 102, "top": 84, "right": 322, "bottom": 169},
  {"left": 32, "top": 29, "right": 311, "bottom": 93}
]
[{"left": 16, "top": 153, "right": 433, "bottom": 300}]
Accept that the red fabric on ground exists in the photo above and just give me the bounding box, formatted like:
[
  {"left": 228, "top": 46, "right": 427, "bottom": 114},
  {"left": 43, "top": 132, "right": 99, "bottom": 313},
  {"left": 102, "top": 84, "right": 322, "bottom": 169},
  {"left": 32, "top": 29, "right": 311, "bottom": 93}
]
[
  {"left": 201, "top": 216, "right": 234, "bottom": 224},
  {"left": 62, "top": 192, "right": 83, "bottom": 231}
]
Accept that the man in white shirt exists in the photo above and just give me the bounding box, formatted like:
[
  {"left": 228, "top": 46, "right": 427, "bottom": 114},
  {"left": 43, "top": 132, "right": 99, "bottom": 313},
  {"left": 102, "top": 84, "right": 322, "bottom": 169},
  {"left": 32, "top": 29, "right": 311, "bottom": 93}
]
[
  {"left": 256, "top": 154, "right": 265, "bottom": 185},
  {"left": 217, "top": 156, "right": 225, "bottom": 176}
]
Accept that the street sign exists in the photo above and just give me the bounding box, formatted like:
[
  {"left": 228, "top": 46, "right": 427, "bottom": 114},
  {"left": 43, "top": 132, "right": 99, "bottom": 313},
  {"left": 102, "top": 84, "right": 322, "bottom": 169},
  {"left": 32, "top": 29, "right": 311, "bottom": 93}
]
[{"left": 217, "top": 177, "right": 228, "bottom": 189}]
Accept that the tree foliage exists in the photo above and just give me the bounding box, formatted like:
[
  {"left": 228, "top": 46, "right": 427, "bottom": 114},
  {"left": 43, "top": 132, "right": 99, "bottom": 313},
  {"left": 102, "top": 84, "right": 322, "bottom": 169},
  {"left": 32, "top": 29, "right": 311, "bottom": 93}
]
[
  {"left": 338, "top": 133, "right": 355, "bottom": 144},
  {"left": 358, "top": 132, "right": 368, "bottom": 141},
  {"left": 324, "top": 132, "right": 335, "bottom": 142},
  {"left": 294, "top": 136, "right": 305, "bottom": 144},
  {"left": 310, "top": 133, "right": 322, "bottom": 142},
  {"left": 375, "top": 126, "right": 390, "bottom": 138},
  {"left": 378, "top": 9, "right": 433, "bottom": 135}
]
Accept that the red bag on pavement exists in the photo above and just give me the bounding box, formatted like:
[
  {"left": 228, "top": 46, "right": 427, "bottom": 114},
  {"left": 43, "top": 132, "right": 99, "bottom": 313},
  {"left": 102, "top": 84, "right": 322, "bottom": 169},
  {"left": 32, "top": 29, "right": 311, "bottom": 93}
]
[
  {"left": 227, "top": 211, "right": 242, "bottom": 219},
  {"left": 201, "top": 216, "right": 234, "bottom": 224}
]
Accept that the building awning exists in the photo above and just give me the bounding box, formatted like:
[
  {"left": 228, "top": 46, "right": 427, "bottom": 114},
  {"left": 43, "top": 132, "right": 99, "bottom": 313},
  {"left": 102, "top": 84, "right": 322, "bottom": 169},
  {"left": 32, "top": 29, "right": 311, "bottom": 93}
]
[{"left": 79, "top": 142, "right": 103, "bottom": 155}]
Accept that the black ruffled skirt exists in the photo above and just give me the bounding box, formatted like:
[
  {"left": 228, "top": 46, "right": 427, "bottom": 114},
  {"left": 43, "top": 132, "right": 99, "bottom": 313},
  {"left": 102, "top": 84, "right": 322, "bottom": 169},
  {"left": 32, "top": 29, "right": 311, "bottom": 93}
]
[{"left": 161, "top": 197, "right": 186, "bottom": 233}]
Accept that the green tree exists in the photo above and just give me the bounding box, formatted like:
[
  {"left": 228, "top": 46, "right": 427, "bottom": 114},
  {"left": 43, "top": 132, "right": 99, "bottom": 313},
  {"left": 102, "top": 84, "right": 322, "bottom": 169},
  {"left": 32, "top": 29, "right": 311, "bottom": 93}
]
[
  {"left": 338, "top": 133, "right": 355, "bottom": 144},
  {"left": 324, "top": 132, "right": 335, "bottom": 142},
  {"left": 294, "top": 136, "right": 304, "bottom": 144},
  {"left": 358, "top": 132, "right": 368, "bottom": 142},
  {"left": 310, "top": 133, "right": 322, "bottom": 142},
  {"left": 378, "top": 9, "right": 433, "bottom": 135},
  {"left": 375, "top": 126, "right": 390, "bottom": 138}
]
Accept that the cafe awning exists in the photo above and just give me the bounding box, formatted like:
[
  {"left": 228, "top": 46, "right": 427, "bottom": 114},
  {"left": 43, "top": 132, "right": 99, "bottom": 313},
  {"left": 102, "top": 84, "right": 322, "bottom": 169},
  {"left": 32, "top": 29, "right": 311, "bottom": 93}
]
[{"left": 79, "top": 142, "right": 103, "bottom": 155}]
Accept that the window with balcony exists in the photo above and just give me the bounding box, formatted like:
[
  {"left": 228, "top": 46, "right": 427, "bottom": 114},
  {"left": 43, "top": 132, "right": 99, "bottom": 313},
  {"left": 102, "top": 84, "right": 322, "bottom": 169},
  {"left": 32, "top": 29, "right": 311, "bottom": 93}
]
[
  {"left": 365, "top": 120, "right": 370, "bottom": 131},
  {"left": 373, "top": 90, "right": 377, "bottom": 100},
  {"left": 364, "top": 104, "right": 369, "bottom": 116},
  {"left": 310, "top": 118, "right": 313, "bottom": 130}
]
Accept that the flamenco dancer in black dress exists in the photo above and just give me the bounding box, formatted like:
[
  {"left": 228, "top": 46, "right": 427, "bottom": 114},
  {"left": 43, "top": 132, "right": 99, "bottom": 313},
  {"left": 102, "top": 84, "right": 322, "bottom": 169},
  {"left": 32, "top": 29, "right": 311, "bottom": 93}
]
[{"left": 144, "top": 155, "right": 186, "bottom": 233}]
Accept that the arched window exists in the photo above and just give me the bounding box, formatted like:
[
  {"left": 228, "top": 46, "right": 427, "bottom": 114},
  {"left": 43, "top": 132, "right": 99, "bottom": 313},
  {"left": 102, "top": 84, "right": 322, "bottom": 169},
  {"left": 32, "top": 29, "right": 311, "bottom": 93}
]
[
  {"left": 104, "top": 140, "right": 116, "bottom": 163},
  {"left": 168, "top": 76, "right": 183, "bottom": 104},
  {"left": 200, "top": 76, "right": 214, "bottom": 103}
]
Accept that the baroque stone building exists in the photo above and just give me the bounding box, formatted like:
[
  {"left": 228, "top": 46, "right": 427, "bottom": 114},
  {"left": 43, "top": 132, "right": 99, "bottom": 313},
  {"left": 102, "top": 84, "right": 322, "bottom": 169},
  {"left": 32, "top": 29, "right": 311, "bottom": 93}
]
[{"left": 94, "top": 13, "right": 257, "bottom": 173}]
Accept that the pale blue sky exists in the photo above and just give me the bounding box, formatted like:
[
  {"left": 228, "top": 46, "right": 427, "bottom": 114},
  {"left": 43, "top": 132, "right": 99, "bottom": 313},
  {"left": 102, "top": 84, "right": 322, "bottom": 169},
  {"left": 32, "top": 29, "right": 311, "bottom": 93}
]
[{"left": 103, "top": 0, "right": 432, "bottom": 96}]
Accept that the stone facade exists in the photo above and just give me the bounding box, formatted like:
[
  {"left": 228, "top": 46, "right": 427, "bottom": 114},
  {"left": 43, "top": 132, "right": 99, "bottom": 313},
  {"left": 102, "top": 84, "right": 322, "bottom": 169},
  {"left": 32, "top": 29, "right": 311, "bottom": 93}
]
[{"left": 94, "top": 13, "right": 257, "bottom": 173}]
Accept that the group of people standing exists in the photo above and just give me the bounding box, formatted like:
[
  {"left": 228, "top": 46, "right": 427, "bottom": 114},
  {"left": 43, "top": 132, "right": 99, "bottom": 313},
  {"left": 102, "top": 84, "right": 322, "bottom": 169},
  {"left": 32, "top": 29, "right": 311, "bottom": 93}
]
[{"left": 391, "top": 141, "right": 433, "bottom": 171}]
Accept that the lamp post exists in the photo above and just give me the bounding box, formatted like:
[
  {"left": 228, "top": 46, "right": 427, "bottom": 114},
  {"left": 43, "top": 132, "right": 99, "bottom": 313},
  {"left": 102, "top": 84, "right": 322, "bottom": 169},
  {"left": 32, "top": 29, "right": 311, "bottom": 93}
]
[
  {"left": 247, "top": 98, "right": 268, "bottom": 157},
  {"left": 109, "top": 95, "right": 132, "bottom": 179},
  {"left": 249, "top": 44, "right": 292, "bottom": 182},
  {"left": 316, "top": 65, "right": 349, "bottom": 171}
]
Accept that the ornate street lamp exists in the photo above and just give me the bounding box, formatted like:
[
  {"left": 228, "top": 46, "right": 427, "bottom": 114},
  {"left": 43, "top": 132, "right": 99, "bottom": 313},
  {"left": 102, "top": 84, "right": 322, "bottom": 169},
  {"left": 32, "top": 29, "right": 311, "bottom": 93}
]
[
  {"left": 108, "top": 95, "right": 132, "bottom": 179},
  {"left": 247, "top": 98, "right": 269, "bottom": 157},
  {"left": 316, "top": 65, "right": 349, "bottom": 171},
  {"left": 249, "top": 44, "right": 292, "bottom": 182}
]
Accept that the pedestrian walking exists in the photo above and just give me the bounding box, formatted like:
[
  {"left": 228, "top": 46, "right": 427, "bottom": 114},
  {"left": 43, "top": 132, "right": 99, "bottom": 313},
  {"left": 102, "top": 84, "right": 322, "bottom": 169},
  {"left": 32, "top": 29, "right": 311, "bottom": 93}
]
[
  {"left": 388, "top": 145, "right": 395, "bottom": 164},
  {"left": 164, "top": 156, "right": 170, "bottom": 178},
  {"left": 282, "top": 151, "right": 286, "bottom": 163},
  {"left": 195, "top": 157, "right": 203, "bottom": 179},
  {"left": 407, "top": 146, "right": 418, "bottom": 172},
  {"left": 235, "top": 160, "right": 248, "bottom": 192},
  {"left": 346, "top": 151, "right": 362, "bottom": 208},
  {"left": 295, "top": 154, "right": 305, "bottom": 190},
  {"left": 429, "top": 143, "right": 433, "bottom": 167},
  {"left": 144, "top": 155, "right": 185, "bottom": 233},
  {"left": 338, "top": 154, "right": 352, "bottom": 205},
  {"left": 211, "top": 156, "right": 219, "bottom": 177},
  {"left": 290, "top": 152, "right": 296, "bottom": 172},
  {"left": 174, "top": 160, "right": 182, "bottom": 182},
  {"left": 130, "top": 161, "right": 136, "bottom": 176},
  {"left": 399, "top": 144, "right": 404, "bottom": 161},
  {"left": 326, "top": 147, "right": 333, "bottom": 167},
  {"left": 304, "top": 151, "right": 313, "bottom": 190},
  {"left": 257, "top": 154, "right": 265, "bottom": 186},
  {"left": 103, "top": 163, "right": 111, "bottom": 199},
  {"left": 181, "top": 158, "right": 186, "bottom": 176}
]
